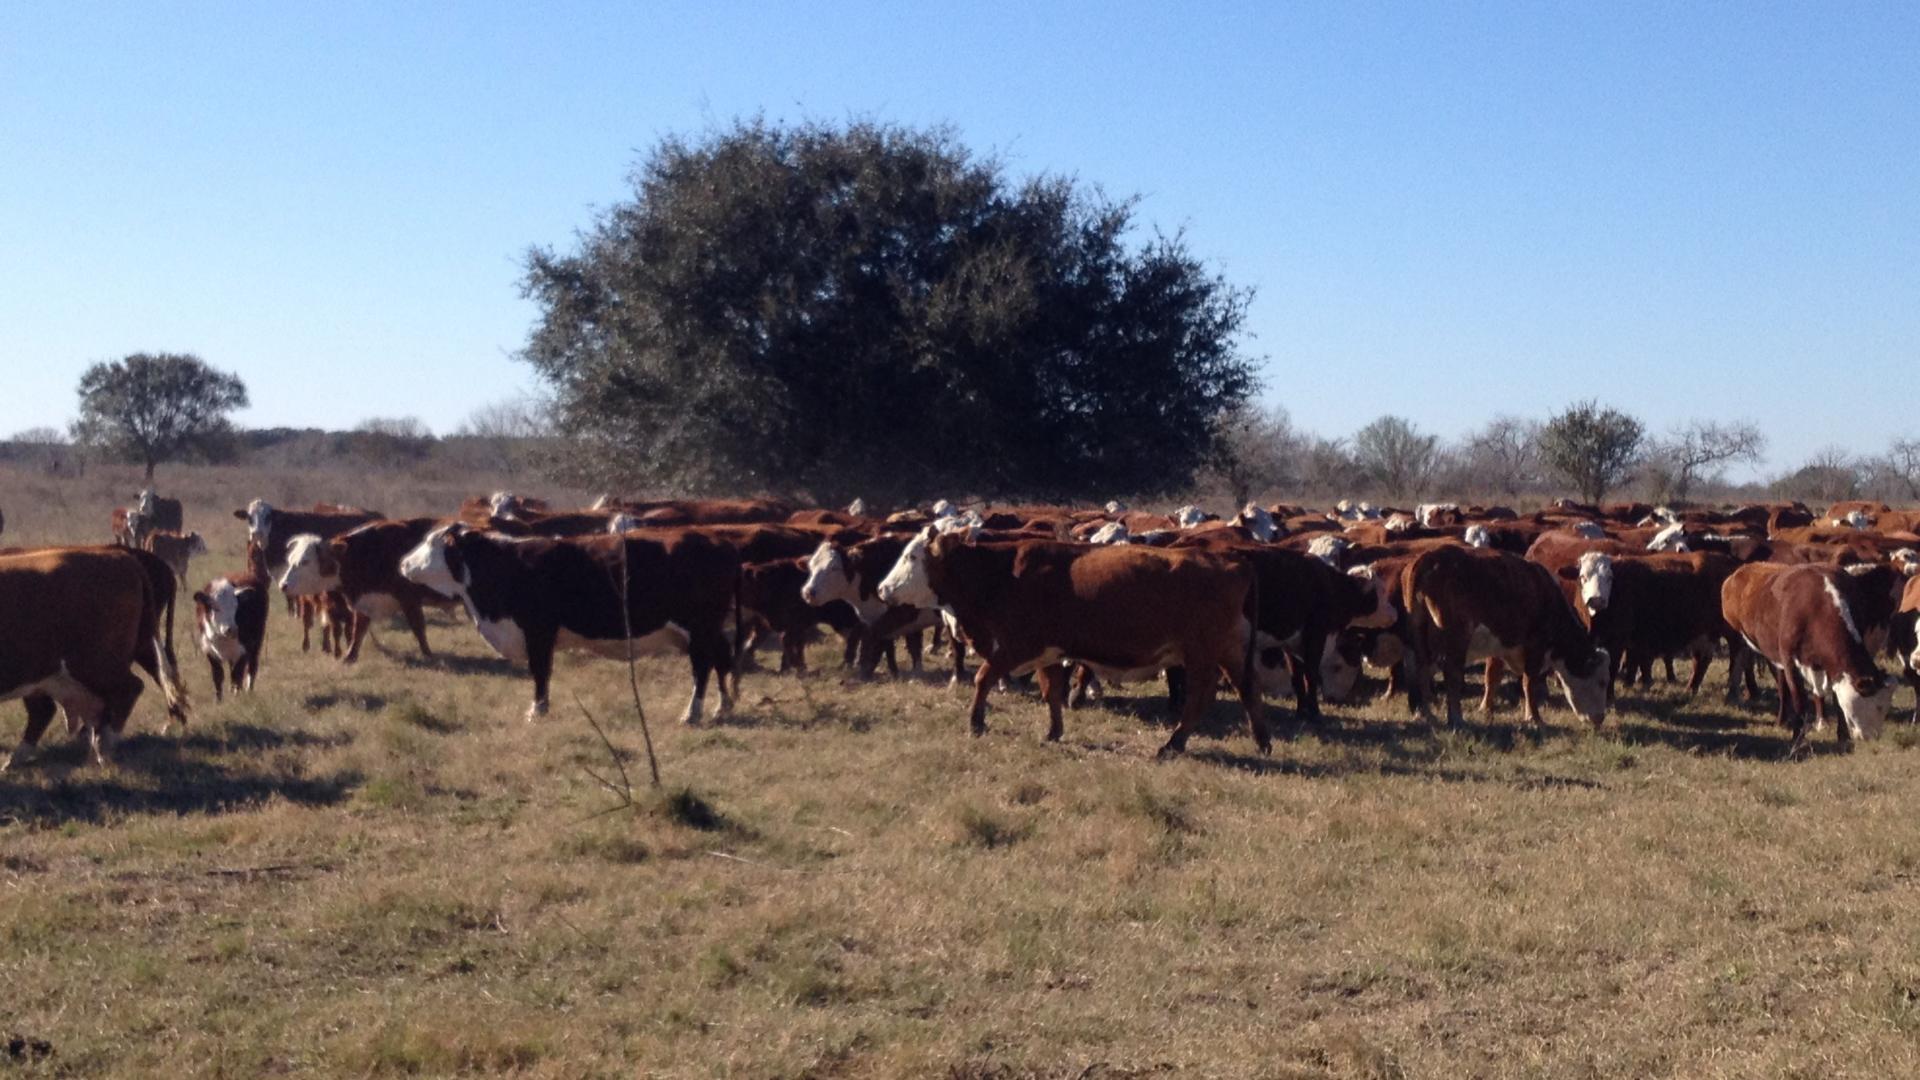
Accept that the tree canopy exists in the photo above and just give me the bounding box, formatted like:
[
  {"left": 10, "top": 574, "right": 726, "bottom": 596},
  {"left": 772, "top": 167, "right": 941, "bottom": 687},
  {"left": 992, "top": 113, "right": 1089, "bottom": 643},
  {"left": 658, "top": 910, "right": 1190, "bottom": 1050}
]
[
  {"left": 520, "top": 119, "right": 1259, "bottom": 505},
  {"left": 71, "top": 352, "right": 249, "bottom": 479},
  {"left": 1536, "top": 400, "right": 1644, "bottom": 504}
]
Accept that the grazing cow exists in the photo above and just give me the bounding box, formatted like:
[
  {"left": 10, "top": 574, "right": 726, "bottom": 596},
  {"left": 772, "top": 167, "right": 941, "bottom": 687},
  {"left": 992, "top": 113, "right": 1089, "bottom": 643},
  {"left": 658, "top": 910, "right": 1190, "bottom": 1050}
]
[
  {"left": 235, "top": 500, "right": 384, "bottom": 574},
  {"left": 738, "top": 558, "right": 864, "bottom": 673},
  {"left": 144, "top": 529, "right": 208, "bottom": 581},
  {"left": 278, "top": 518, "right": 455, "bottom": 661},
  {"left": 1401, "top": 545, "right": 1610, "bottom": 729},
  {"left": 193, "top": 571, "right": 268, "bottom": 700},
  {"left": 400, "top": 524, "right": 741, "bottom": 724},
  {"left": 875, "top": 531, "right": 1264, "bottom": 757},
  {"left": 1592, "top": 553, "right": 1751, "bottom": 700},
  {"left": 1, "top": 546, "right": 190, "bottom": 768},
  {"left": 1722, "top": 561, "right": 1895, "bottom": 757}
]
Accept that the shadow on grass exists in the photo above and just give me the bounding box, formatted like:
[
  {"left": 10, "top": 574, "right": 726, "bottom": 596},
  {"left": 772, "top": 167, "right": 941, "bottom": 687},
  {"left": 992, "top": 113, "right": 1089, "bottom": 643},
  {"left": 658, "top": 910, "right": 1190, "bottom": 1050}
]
[
  {"left": 302, "top": 690, "right": 394, "bottom": 713},
  {"left": 178, "top": 721, "right": 354, "bottom": 754},
  {"left": 392, "top": 650, "right": 518, "bottom": 678},
  {"left": 0, "top": 732, "right": 361, "bottom": 826}
]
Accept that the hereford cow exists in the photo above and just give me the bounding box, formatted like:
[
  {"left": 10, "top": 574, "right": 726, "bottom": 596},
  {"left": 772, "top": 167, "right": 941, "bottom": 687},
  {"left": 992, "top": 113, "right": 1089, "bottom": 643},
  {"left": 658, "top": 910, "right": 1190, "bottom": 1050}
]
[
  {"left": 235, "top": 500, "right": 384, "bottom": 573},
  {"left": 738, "top": 557, "right": 864, "bottom": 673},
  {"left": 278, "top": 517, "right": 456, "bottom": 661},
  {"left": 1401, "top": 545, "right": 1611, "bottom": 729},
  {"left": 1, "top": 546, "right": 190, "bottom": 768},
  {"left": 135, "top": 488, "right": 184, "bottom": 534},
  {"left": 144, "top": 529, "right": 208, "bottom": 582},
  {"left": 193, "top": 571, "right": 268, "bottom": 700},
  {"left": 400, "top": 524, "right": 741, "bottom": 724},
  {"left": 1721, "top": 561, "right": 1895, "bottom": 757},
  {"left": 874, "top": 531, "right": 1264, "bottom": 757}
]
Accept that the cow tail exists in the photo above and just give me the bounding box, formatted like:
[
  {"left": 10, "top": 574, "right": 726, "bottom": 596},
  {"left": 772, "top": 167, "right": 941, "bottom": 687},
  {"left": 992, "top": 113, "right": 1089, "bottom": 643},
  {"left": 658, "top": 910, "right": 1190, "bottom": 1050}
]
[
  {"left": 1241, "top": 564, "right": 1259, "bottom": 698},
  {"left": 153, "top": 633, "right": 190, "bottom": 730},
  {"left": 731, "top": 566, "right": 747, "bottom": 682},
  {"left": 138, "top": 562, "right": 191, "bottom": 730}
]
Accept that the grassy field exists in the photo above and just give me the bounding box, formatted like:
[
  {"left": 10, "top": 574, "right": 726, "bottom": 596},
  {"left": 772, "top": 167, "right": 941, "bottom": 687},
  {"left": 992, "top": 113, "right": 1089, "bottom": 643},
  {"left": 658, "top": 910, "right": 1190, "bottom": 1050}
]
[{"left": 7, "top": 468, "right": 1920, "bottom": 1078}]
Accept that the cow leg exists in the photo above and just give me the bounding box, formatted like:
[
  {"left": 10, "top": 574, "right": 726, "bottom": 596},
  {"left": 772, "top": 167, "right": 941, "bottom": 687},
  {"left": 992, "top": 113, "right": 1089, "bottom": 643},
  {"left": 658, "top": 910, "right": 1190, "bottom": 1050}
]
[
  {"left": 1479, "top": 658, "right": 1505, "bottom": 714},
  {"left": 967, "top": 660, "right": 1002, "bottom": 736},
  {"left": 1164, "top": 666, "right": 1188, "bottom": 720},
  {"left": 1225, "top": 657, "right": 1272, "bottom": 755},
  {"left": 403, "top": 598, "right": 433, "bottom": 658},
  {"left": 208, "top": 656, "right": 226, "bottom": 703},
  {"left": 1662, "top": 657, "right": 1678, "bottom": 684},
  {"left": 524, "top": 625, "right": 557, "bottom": 722},
  {"left": 1442, "top": 651, "right": 1468, "bottom": 728},
  {"left": 1293, "top": 629, "right": 1326, "bottom": 725},
  {"left": 300, "top": 601, "right": 314, "bottom": 652},
  {"left": 1158, "top": 653, "right": 1225, "bottom": 759},
  {"left": 839, "top": 629, "right": 860, "bottom": 670},
  {"left": 948, "top": 629, "right": 968, "bottom": 688},
  {"left": 341, "top": 612, "right": 373, "bottom": 664},
  {"left": 1068, "top": 665, "right": 1098, "bottom": 709},
  {"left": 1036, "top": 663, "right": 1068, "bottom": 742},
  {"left": 3, "top": 695, "right": 60, "bottom": 771},
  {"left": 1520, "top": 664, "right": 1546, "bottom": 725},
  {"left": 904, "top": 630, "right": 924, "bottom": 673},
  {"left": 1685, "top": 650, "right": 1710, "bottom": 696}
]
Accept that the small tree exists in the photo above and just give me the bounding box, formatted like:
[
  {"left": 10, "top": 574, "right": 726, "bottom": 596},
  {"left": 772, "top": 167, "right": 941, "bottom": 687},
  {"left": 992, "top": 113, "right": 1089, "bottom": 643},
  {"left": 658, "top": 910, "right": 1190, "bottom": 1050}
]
[
  {"left": 1649, "top": 420, "right": 1767, "bottom": 503},
  {"left": 1204, "top": 402, "right": 1296, "bottom": 505},
  {"left": 1773, "top": 446, "right": 1862, "bottom": 504},
  {"left": 1458, "top": 415, "right": 1541, "bottom": 497},
  {"left": 1352, "top": 415, "right": 1438, "bottom": 501},
  {"left": 1537, "top": 400, "right": 1644, "bottom": 504},
  {"left": 71, "top": 353, "right": 248, "bottom": 479}
]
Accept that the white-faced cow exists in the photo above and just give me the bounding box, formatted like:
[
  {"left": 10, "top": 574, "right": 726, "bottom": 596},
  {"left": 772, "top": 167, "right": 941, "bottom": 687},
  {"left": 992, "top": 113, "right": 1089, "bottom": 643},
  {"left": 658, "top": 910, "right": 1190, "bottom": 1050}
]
[
  {"left": 1722, "top": 561, "right": 1895, "bottom": 757},
  {"left": 278, "top": 518, "right": 456, "bottom": 661},
  {"left": 193, "top": 572, "right": 267, "bottom": 700}
]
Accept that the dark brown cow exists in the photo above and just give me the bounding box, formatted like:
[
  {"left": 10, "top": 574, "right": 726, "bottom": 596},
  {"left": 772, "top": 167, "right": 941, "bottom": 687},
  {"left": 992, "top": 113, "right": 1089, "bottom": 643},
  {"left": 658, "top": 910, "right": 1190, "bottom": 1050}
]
[
  {"left": 874, "top": 532, "right": 1263, "bottom": 757},
  {"left": 739, "top": 558, "right": 864, "bottom": 673},
  {"left": 1402, "top": 545, "right": 1610, "bottom": 728},
  {"left": 1722, "top": 561, "right": 1895, "bottom": 757},
  {"left": 490, "top": 509, "right": 621, "bottom": 537},
  {"left": 1592, "top": 553, "right": 1750, "bottom": 700},
  {"left": 1, "top": 547, "right": 190, "bottom": 768},
  {"left": 400, "top": 524, "right": 741, "bottom": 723},
  {"left": 278, "top": 518, "right": 459, "bottom": 661},
  {"left": 236, "top": 499, "right": 384, "bottom": 573},
  {"left": 193, "top": 570, "right": 268, "bottom": 701},
  {"left": 143, "top": 529, "right": 208, "bottom": 581},
  {"left": 597, "top": 497, "right": 795, "bottom": 526}
]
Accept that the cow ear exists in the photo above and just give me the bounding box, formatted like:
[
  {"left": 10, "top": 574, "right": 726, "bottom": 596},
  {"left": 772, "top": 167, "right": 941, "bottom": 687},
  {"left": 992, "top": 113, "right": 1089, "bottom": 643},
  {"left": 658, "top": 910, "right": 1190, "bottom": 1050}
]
[
  {"left": 232, "top": 509, "right": 247, "bottom": 520},
  {"left": 1557, "top": 565, "right": 1579, "bottom": 580},
  {"left": 192, "top": 591, "right": 209, "bottom": 606}
]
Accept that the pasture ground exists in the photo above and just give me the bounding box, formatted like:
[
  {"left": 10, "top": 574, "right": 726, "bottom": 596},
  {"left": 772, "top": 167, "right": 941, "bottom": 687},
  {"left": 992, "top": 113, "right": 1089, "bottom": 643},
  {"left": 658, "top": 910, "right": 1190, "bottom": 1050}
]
[{"left": 5, "top": 468, "right": 1920, "bottom": 1078}]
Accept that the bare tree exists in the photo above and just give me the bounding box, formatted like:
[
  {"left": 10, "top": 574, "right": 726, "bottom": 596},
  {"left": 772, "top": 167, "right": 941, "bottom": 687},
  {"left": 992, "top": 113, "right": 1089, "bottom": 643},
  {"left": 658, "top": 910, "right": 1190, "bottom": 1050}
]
[
  {"left": 9, "top": 426, "right": 75, "bottom": 475},
  {"left": 1458, "top": 415, "right": 1541, "bottom": 497},
  {"left": 1203, "top": 403, "right": 1296, "bottom": 505},
  {"left": 1772, "top": 446, "right": 1862, "bottom": 504},
  {"left": 1649, "top": 420, "right": 1767, "bottom": 503},
  {"left": 1877, "top": 438, "right": 1920, "bottom": 500},
  {"left": 452, "top": 396, "right": 552, "bottom": 477},
  {"left": 1295, "top": 436, "right": 1360, "bottom": 500},
  {"left": 1352, "top": 415, "right": 1438, "bottom": 501},
  {"left": 352, "top": 416, "right": 435, "bottom": 469}
]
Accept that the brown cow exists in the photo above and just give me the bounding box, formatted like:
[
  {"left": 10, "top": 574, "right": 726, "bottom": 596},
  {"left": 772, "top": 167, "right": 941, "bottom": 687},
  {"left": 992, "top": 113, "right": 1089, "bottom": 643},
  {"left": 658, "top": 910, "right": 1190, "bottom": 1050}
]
[
  {"left": 235, "top": 499, "right": 384, "bottom": 574},
  {"left": 1, "top": 547, "right": 190, "bottom": 768},
  {"left": 874, "top": 531, "right": 1264, "bottom": 757},
  {"left": 738, "top": 557, "right": 865, "bottom": 673},
  {"left": 278, "top": 518, "right": 458, "bottom": 661},
  {"left": 1722, "top": 561, "right": 1895, "bottom": 757},
  {"left": 1401, "top": 545, "right": 1610, "bottom": 729}
]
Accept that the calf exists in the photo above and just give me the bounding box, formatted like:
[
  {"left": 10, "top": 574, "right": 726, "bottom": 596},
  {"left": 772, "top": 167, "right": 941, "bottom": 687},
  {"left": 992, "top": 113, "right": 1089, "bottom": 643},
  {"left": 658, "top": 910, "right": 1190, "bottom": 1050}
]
[
  {"left": 400, "top": 524, "right": 741, "bottom": 724},
  {"left": 278, "top": 518, "right": 454, "bottom": 661},
  {"left": 1402, "top": 545, "right": 1610, "bottom": 729},
  {"left": 193, "top": 572, "right": 268, "bottom": 700},
  {"left": 739, "top": 558, "right": 864, "bottom": 673},
  {"left": 144, "top": 529, "right": 208, "bottom": 581},
  {"left": 1722, "top": 561, "right": 1894, "bottom": 757},
  {"left": 875, "top": 532, "right": 1263, "bottom": 758}
]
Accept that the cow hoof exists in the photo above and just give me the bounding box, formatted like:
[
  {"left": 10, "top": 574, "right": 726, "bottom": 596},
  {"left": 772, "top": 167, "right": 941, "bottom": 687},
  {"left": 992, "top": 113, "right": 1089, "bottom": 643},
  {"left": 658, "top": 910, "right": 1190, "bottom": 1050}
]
[
  {"left": 524, "top": 701, "right": 549, "bottom": 723},
  {"left": 1256, "top": 739, "right": 1273, "bottom": 757},
  {"left": 969, "top": 723, "right": 987, "bottom": 738},
  {"left": 1154, "top": 741, "right": 1185, "bottom": 761}
]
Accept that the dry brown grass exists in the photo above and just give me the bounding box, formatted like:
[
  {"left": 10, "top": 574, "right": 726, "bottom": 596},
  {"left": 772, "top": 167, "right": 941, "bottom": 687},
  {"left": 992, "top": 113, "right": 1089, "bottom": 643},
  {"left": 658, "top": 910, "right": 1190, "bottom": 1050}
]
[{"left": 6, "top": 467, "right": 1920, "bottom": 1078}]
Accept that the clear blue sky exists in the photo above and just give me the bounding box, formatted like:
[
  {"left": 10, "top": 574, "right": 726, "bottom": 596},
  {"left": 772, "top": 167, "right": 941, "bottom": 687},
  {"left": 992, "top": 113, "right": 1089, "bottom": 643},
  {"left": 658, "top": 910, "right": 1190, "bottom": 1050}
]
[{"left": 3, "top": 2, "right": 1914, "bottom": 478}]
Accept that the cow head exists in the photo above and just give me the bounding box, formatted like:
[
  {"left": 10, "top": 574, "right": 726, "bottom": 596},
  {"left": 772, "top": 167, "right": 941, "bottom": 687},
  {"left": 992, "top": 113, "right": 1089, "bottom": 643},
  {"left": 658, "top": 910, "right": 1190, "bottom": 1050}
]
[
  {"left": 1463, "top": 524, "right": 1491, "bottom": 548},
  {"left": 137, "top": 487, "right": 160, "bottom": 515},
  {"left": 1567, "top": 551, "right": 1614, "bottom": 616},
  {"left": 1234, "top": 503, "right": 1278, "bottom": 542},
  {"left": 607, "top": 513, "right": 642, "bottom": 533},
  {"left": 1104, "top": 500, "right": 1128, "bottom": 515},
  {"left": 1416, "top": 503, "right": 1459, "bottom": 528},
  {"left": 1548, "top": 646, "right": 1611, "bottom": 726},
  {"left": 1307, "top": 535, "right": 1349, "bottom": 566},
  {"left": 400, "top": 524, "right": 471, "bottom": 599},
  {"left": 1383, "top": 513, "right": 1415, "bottom": 533},
  {"left": 278, "top": 534, "right": 341, "bottom": 596},
  {"left": 488, "top": 491, "right": 522, "bottom": 519},
  {"left": 930, "top": 499, "right": 955, "bottom": 518},
  {"left": 184, "top": 532, "right": 209, "bottom": 557},
  {"left": 1087, "top": 521, "right": 1130, "bottom": 545},
  {"left": 1319, "top": 635, "right": 1364, "bottom": 703},
  {"left": 1173, "top": 505, "right": 1211, "bottom": 528},
  {"left": 845, "top": 498, "right": 867, "bottom": 517},
  {"left": 1893, "top": 549, "right": 1920, "bottom": 576},
  {"left": 875, "top": 527, "right": 941, "bottom": 609},
  {"left": 800, "top": 542, "right": 856, "bottom": 607},
  {"left": 1645, "top": 523, "right": 1690, "bottom": 552},
  {"left": 1840, "top": 510, "right": 1873, "bottom": 529},
  {"left": 1834, "top": 671, "right": 1894, "bottom": 740},
  {"left": 1570, "top": 521, "right": 1608, "bottom": 540},
  {"left": 1345, "top": 564, "right": 1398, "bottom": 629},
  {"left": 194, "top": 578, "right": 247, "bottom": 645},
  {"left": 236, "top": 499, "right": 275, "bottom": 547}
]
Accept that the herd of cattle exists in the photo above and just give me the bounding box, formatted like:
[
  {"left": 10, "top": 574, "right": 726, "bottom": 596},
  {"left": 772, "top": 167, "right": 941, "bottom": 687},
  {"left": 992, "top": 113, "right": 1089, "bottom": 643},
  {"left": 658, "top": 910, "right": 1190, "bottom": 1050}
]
[{"left": 7, "top": 488, "right": 1920, "bottom": 770}]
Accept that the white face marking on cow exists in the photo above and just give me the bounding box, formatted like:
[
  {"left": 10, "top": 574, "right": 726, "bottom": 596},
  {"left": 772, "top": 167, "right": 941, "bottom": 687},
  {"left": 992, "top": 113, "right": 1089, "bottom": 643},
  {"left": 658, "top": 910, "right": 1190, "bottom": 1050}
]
[
  {"left": 1307, "top": 535, "right": 1349, "bottom": 566},
  {"left": 1088, "top": 521, "right": 1130, "bottom": 545},
  {"left": 845, "top": 498, "right": 867, "bottom": 517},
  {"left": 201, "top": 578, "right": 243, "bottom": 642},
  {"left": 1319, "top": 638, "right": 1361, "bottom": 703},
  {"left": 1463, "top": 524, "right": 1491, "bottom": 548},
  {"left": 1892, "top": 549, "right": 1920, "bottom": 576},
  {"left": 137, "top": 488, "right": 156, "bottom": 514},
  {"left": 800, "top": 542, "right": 855, "bottom": 607},
  {"left": 1236, "top": 503, "right": 1277, "bottom": 542},
  {"left": 277, "top": 534, "right": 337, "bottom": 596},
  {"left": 244, "top": 499, "right": 275, "bottom": 547},
  {"left": 1173, "top": 505, "right": 1209, "bottom": 528},
  {"left": 488, "top": 491, "right": 519, "bottom": 518},
  {"left": 1844, "top": 510, "right": 1871, "bottom": 529},
  {"left": 607, "top": 513, "right": 641, "bottom": 533},
  {"left": 1578, "top": 551, "right": 1614, "bottom": 615},
  {"left": 876, "top": 531, "right": 937, "bottom": 609},
  {"left": 930, "top": 499, "right": 955, "bottom": 518},
  {"left": 1571, "top": 521, "right": 1607, "bottom": 540},
  {"left": 934, "top": 512, "right": 980, "bottom": 537},
  {"left": 188, "top": 533, "right": 208, "bottom": 556},
  {"left": 1834, "top": 674, "right": 1892, "bottom": 740},
  {"left": 1415, "top": 503, "right": 1458, "bottom": 528},
  {"left": 400, "top": 525, "right": 465, "bottom": 599},
  {"left": 1104, "top": 500, "right": 1128, "bottom": 515},
  {"left": 1550, "top": 648, "right": 1611, "bottom": 726},
  {"left": 1646, "top": 523, "right": 1689, "bottom": 552},
  {"left": 1823, "top": 577, "right": 1863, "bottom": 642},
  {"left": 1347, "top": 565, "right": 1398, "bottom": 628},
  {"left": 1383, "top": 514, "right": 1414, "bottom": 532}
]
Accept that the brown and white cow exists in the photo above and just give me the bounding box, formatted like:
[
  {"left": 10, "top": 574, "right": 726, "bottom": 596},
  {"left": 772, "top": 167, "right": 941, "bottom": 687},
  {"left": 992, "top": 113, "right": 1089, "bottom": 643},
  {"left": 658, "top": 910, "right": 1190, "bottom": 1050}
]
[
  {"left": 135, "top": 488, "right": 184, "bottom": 534},
  {"left": 1722, "top": 561, "right": 1895, "bottom": 757},
  {"left": 875, "top": 531, "right": 1264, "bottom": 757},
  {"left": 738, "top": 557, "right": 865, "bottom": 674},
  {"left": 193, "top": 571, "right": 268, "bottom": 701},
  {"left": 235, "top": 499, "right": 385, "bottom": 574},
  {"left": 278, "top": 518, "right": 456, "bottom": 662},
  {"left": 400, "top": 524, "right": 741, "bottom": 724},
  {"left": 1402, "top": 545, "right": 1610, "bottom": 729},
  {"left": 1, "top": 546, "right": 190, "bottom": 768}
]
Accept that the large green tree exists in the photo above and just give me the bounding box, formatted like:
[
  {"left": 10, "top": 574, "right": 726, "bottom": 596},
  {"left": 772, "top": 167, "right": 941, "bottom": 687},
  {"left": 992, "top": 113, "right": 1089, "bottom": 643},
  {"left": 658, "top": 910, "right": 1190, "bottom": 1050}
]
[
  {"left": 1537, "top": 400, "right": 1644, "bottom": 504},
  {"left": 71, "top": 352, "right": 249, "bottom": 479},
  {"left": 520, "top": 119, "right": 1258, "bottom": 504}
]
